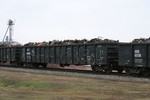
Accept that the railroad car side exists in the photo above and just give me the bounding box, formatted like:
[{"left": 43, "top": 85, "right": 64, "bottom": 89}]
[
  {"left": 91, "top": 43, "right": 121, "bottom": 73},
  {"left": 119, "top": 43, "right": 150, "bottom": 76},
  {"left": 0, "top": 47, "right": 11, "bottom": 63},
  {"left": 10, "top": 47, "right": 22, "bottom": 66},
  {"left": 19, "top": 42, "right": 120, "bottom": 74},
  {"left": 52, "top": 43, "right": 120, "bottom": 73},
  {"left": 0, "top": 47, "right": 21, "bottom": 66},
  {"left": 20, "top": 46, "right": 48, "bottom": 67},
  {"left": 0, "top": 48, "right": 4, "bottom": 63}
]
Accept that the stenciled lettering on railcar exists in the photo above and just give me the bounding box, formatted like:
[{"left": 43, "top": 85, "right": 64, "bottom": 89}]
[
  {"left": 134, "top": 50, "right": 141, "bottom": 58},
  {"left": 134, "top": 49, "right": 143, "bottom": 66}
]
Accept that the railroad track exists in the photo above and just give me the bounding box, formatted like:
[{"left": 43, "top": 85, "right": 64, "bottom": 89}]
[{"left": 0, "top": 65, "right": 150, "bottom": 83}]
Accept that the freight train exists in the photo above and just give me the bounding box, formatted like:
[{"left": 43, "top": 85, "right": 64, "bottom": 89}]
[{"left": 0, "top": 42, "right": 150, "bottom": 76}]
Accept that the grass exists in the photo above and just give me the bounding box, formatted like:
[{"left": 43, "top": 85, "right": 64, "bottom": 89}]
[{"left": 0, "top": 70, "right": 150, "bottom": 100}]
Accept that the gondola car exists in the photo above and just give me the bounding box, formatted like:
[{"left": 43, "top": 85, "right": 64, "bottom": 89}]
[
  {"left": 19, "top": 43, "right": 121, "bottom": 73},
  {"left": 1, "top": 42, "right": 150, "bottom": 76}
]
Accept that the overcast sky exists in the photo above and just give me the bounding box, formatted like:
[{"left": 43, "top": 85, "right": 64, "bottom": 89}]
[{"left": 0, "top": 0, "right": 150, "bottom": 44}]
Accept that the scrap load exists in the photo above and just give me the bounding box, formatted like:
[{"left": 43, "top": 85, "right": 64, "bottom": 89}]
[
  {"left": 24, "top": 38, "right": 119, "bottom": 46},
  {"left": 132, "top": 37, "right": 150, "bottom": 43},
  {"left": 0, "top": 41, "right": 22, "bottom": 47}
]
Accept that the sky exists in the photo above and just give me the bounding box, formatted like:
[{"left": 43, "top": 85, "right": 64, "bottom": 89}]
[{"left": 0, "top": 0, "right": 150, "bottom": 44}]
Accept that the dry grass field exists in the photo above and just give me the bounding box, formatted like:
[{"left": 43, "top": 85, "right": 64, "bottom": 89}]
[{"left": 0, "top": 70, "right": 150, "bottom": 100}]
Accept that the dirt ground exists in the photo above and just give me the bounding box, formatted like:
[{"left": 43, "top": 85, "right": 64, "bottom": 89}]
[{"left": 0, "top": 70, "right": 150, "bottom": 100}]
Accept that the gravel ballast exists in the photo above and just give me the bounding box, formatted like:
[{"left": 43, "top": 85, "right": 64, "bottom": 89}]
[{"left": 0, "top": 66, "right": 150, "bottom": 83}]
